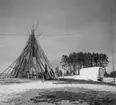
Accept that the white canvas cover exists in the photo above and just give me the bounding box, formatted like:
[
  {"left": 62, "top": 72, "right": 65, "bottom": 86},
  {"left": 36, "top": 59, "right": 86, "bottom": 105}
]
[{"left": 80, "top": 67, "right": 105, "bottom": 81}]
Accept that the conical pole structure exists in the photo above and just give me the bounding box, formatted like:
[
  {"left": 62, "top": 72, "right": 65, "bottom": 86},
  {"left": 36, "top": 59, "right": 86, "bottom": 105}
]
[{"left": 0, "top": 25, "right": 56, "bottom": 80}]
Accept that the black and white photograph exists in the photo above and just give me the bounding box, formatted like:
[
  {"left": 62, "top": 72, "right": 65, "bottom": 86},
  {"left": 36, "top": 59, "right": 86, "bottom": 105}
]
[{"left": 0, "top": 0, "right": 116, "bottom": 105}]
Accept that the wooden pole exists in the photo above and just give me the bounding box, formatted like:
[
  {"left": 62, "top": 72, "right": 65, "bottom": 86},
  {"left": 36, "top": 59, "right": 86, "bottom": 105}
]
[{"left": 110, "top": 1, "right": 115, "bottom": 83}]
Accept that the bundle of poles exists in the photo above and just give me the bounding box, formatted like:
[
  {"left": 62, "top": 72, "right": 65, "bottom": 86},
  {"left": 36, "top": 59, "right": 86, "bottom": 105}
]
[{"left": 0, "top": 29, "right": 56, "bottom": 80}]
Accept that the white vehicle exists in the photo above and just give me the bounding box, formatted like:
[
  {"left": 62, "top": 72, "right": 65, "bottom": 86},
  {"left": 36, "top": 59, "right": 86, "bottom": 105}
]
[{"left": 80, "top": 67, "right": 105, "bottom": 81}]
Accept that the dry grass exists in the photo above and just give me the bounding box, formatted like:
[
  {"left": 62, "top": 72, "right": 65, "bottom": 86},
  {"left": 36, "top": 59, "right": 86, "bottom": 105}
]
[{"left": 10, "top": 87, "right": 116, "bottom": 105}]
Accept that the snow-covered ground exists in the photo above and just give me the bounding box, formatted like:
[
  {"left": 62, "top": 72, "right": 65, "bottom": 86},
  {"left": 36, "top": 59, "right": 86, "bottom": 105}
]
[
  {"left": 0, "top": 79, "right": 116, "bottom": 105},
  {"left": 104, "top": 77, "right": 116, "bottom": 82},
  {"left": 59, "top": 76, "right": 116, "bottom": 83}
]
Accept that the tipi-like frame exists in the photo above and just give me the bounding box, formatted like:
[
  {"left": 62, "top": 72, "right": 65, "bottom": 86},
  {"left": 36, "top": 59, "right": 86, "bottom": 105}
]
[{"left": 0, "top": 29, "right": 56, "bottom": 80}]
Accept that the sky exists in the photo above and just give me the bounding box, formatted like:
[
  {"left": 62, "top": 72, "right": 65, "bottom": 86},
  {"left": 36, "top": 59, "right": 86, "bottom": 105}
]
[{"left": 0, "top": 0, "right": 116, "bottom": 73}]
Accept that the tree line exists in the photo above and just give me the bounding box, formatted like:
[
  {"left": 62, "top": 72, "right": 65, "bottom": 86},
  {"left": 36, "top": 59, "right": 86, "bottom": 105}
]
[
  {"left": 55, "top": 52, "right": 109, "bottom": 76},
  {"left": 104, "top": 71, "right": 116, "bottom": 77}
]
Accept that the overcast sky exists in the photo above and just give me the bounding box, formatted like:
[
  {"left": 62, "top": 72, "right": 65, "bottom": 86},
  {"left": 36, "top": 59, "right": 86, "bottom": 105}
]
[{"left": 0, "top": 0, "right": 116, "bottom": 73}]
